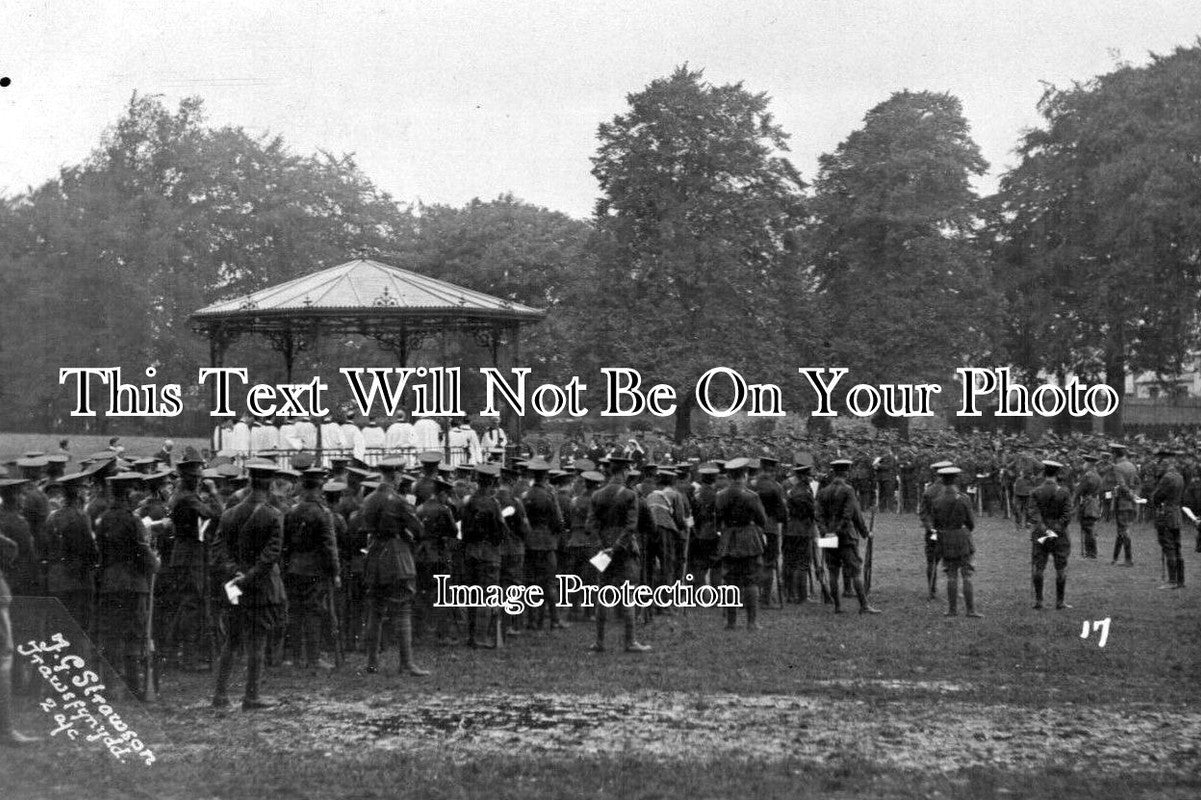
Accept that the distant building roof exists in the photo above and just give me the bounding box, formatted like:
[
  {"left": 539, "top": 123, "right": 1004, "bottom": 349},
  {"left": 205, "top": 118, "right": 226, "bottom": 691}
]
[{"left": 192, "top": 258, "right": 543, "bottom": 324}]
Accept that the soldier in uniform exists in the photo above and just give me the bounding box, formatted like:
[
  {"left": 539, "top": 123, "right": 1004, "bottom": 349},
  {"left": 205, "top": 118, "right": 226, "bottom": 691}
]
[
  {"left": 929, "top": 467, "right": 981, "bottom": 618},
  {"left": 1, "top": 475, "right": 39, "bottom": 692},
  {"left": 1151, "top": 449, "right": 1186, "bottom": 590},
  {"left": 361, "top": 459, "right": 428, "bottom": 676},
  {"left": 212, "top": 461, "right": 287, "bottom": 709},
  {"left": 715, "top": 458, "right": 766, "bottom": 629},
  {"left": 282, "top": 467, "right": 341, "bottom": 670},
  {"left": 522, "top": 459, "right": 566, "bottom": 630},
  {"left": 496, "top": 467, "right": 529, "bottom": 637},
  {"left": 1029, "top": 460, "right": 1073, "bottom": 610},
  {"left": 95, "top": 472, "right": 159, "bottom": 700},
  {"left": 646, "top": 468, "right": 687, "bottom": 611},
  {"left": 752, "top": 457, "right": 788, "bottom": 606},
  {"left": 1111, "top": 443, "right": 1139, "bottom": 566},
  {"left": 816, "top": 459, "right": 882, "bottom": 615},
  {"left": 461, "top": 464, "right": 505, "bottom": 647},
  {"left": 782, "top": 463, "right": 816, "bottom": 603},
  {"left": 685, "top": 465, "right": 721, "bottom": 589},
  {"left": 1073, "top": 454, "right": 1103, "bottom": 559},
  {"left": 43, "top": 471, "right": 98, "bottom": 640},
  {"left": 414, "top": 477, "right": 458, "bottom": 643},
  {"left": 0, "top": 477, "right": 40, "bottom": 746},
  {"left": 586, "top": 456, "right": 651, "bottom": 653},
  {"left": 565, "top": 470, "right": 603, "bottom": 620},
  {"left": 918, "top": 460, "right": 953, "bottom": 600},
  {"left": 165, "top": 447, "right": 223, "bottom": 670}
]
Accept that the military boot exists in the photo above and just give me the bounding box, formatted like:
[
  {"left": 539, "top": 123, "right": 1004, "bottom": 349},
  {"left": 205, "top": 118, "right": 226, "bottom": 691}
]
[
  {"left": 963, "top": 578, "right": 982, "bottom": 618},
  {"left": 397, "top": 607, "right": 430, "bottom": 676}
]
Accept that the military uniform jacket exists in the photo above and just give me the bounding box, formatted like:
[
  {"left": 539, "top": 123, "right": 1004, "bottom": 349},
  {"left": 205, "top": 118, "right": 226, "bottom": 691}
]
[
  {"left": 282, "top": 495, "right": 340, "bottom": 579},
  {"left": 930, "top": 487, "right": 975, "bottom": 560},
  {"left": 1112, "top": 460, "right": 1140, "bottom": 511},
  {"left": 21, "top": 488, "right": 50, "bottom": 552},
  {"left": 44, "top": 506, "right": 97, "bottom": 594},
  {"left": 96, "top": 504, "right": 159, "bottom": 595},
  {"left": 1152, "top": 468, "right": 1184, "bottom": 530},
  {"left": 167, "top": 486, "right": 223, "bottom": 568},
  {"left": 918, "top": 482, "right": 944, "bottom": 533},
  {"left": 361, "top": 485, "right": 422, "bottom": 587},
  {"left": 1074, "top": 469, "right": 1103, "bottom": 521},
  {"left": 415, "top": 499, "right": 457, "bottom": 564},
  {"left": 496, "top": 489, "right": 529, "bottom": 556},
  {"left": 1029, "top": 480, "right": 1072, "bottom": 542},
  {"left": 753, "top": 478, "right": 788, "bottom": 535},
  {"left": 586, "top": 482, "right": 639, "bottom": 555},
  {"left": 816, "top": 478, "right": 869, "bottom": 545},
  {"left": 522, "top": 484, "right": 564, "bottom": 551},
  {"left": 0, "top": 509, "right": 37, "bottom": 596},
  {"left": 214, "top": 494, "right": 286, "bottom": 607},
  {"left": 784, "top": 483, "right": 816, "bottom": 538},
  {"left": 462, "top": 493, "right": 505, "bottom": 564},
  {"left": 715, "top": 484, "right": 767, "bottom": 558},
  {"left": 692, "top": 482, "right": 719, "bottom": 540},
  {"left": 0, "top": 530, "right": 16, "bottom": 604},
  {"left": 342, "top": 511, "right": 369, "bottom": 576},
  {"left": 646, "top": 486, "right": 687, "bottom": 533},
  {"left": 567, "top": 492, "right": 598, "bottom": 548}
]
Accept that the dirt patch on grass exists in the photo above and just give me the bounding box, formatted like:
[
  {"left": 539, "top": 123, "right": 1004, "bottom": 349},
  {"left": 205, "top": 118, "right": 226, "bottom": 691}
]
[{"left": 196, "top": 688, "right": 1201, "bottom": 775}]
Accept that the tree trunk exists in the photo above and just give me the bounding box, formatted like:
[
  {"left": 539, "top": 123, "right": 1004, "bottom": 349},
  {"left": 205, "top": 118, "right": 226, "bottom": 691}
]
[
  {"left": 673, "top": 393, "right": 694, "bottom": 444},
  {"left": 1103, "top": 321, "right": 1126, "bottom": 438}
]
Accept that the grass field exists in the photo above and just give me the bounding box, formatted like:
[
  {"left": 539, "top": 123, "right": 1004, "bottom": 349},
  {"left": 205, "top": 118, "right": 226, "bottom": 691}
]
[{"left": 2, "top": 512, "right": 1199, "bottom": 800}]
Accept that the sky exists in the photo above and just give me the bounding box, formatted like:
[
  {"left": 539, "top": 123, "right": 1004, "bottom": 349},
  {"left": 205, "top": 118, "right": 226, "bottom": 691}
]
[{"left": 1, "top": 1, "right": 1199, "bottom": 219}]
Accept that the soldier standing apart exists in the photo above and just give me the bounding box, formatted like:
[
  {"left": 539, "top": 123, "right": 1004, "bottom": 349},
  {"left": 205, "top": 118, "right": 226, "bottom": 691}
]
[
  {"left": 1151, "top": 449, "right": 1186, "bottom": 590},
  {"left": 716, "top": 458, "right": 767, "bottom": 630},
  {"left": 586, "top": 457, "right": 651, "bottom": 652},
  {"left": 929, "top": 467, "right": 981, "bottom": 618},
  {"left": 212, "top": 462, "right": 287, "bottom": 709},
  {"left": 816, "top": 459, "right": 882, "bottom": 615},
  {"left": 1029, "top": 460, "right": 1073, "bottom": 610},
  {"left": 919, "top": 460, "right": 953, "bottom": 600},
  {"left": 1073, "top": 454, "right": 1103, "bottom": 559},
  {"left": 95, "top": 473, "right": 160, "bottom": 700},
  {"left": 282, "top": 467, "right": 341, "bottom": 670},
  {"left": 361, "top": 459, "right": 428, "bottom": 676},
  {"left": 1111, "top": 443, "right": 1139, "bottom": 566}
]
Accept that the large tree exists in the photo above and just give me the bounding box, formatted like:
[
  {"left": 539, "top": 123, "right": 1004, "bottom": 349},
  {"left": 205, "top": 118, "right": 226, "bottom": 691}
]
[
  {"left": 402, "top": 195, "right": 597, "bottom": 383},
  {"left": 991, "top": 44, "right": 1201, "bottom": 434},
  {"left": 588, "top": 66, "right": 811, "bottom": 441},
  {"left": 0, "top": 93, "right": 410, "bottom": 431},
  {"left": 809, "top": 90, "right": 999, "bottom": 420}
]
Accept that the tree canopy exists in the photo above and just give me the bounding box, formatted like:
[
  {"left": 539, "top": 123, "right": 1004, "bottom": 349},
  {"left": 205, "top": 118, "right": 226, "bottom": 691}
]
[
  {"left": 991, "top": 44, "right": 1201, "bottom": 432},
  {"left": 588, "top": 66, "right": 811, "bottom": 439}
]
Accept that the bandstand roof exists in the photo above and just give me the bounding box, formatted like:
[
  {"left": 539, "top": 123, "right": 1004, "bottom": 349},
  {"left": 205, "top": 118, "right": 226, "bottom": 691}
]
[{"left": 191, "top": 258, "right": 544, "bottom": 334}]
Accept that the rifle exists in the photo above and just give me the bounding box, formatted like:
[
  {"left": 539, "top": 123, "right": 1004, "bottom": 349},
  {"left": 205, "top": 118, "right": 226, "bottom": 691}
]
[
  {"left": 864, "top": 504, "right": 877, "bottom": 594},
  {"left": 328, "top": 578, "right": 344, "bottom": 669},
  {"left": 144, "top": 569, "right": 157, "bottom": 702},
  {"left": 199, "top": 518, "right": 213, "bottom": 670}
]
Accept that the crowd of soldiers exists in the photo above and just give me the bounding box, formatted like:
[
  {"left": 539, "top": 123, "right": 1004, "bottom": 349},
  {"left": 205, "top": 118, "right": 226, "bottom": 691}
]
[{"left": 0, "top": 423, "right": 1197, "bottom": 741}]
